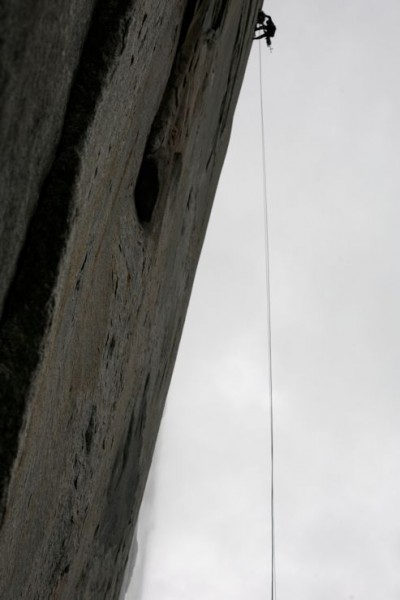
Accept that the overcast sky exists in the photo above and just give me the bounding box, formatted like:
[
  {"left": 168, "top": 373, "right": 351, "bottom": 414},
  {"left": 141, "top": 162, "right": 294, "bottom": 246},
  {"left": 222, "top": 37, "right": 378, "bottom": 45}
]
[{"left": 126, "top": 1, "right": 400, "bottom": 598}]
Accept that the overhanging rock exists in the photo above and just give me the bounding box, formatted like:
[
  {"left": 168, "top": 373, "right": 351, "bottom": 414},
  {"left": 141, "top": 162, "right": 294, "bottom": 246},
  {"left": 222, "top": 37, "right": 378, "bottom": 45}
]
[{"left": 0, "top": 1, "right": 261, "bottom": 597}]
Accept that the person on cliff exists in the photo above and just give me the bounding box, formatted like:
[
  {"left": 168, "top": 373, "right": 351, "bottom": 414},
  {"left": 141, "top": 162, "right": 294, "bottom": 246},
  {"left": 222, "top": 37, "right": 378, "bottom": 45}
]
[{"left": 253, "top": 11, "right": 276, "bottom": 47}]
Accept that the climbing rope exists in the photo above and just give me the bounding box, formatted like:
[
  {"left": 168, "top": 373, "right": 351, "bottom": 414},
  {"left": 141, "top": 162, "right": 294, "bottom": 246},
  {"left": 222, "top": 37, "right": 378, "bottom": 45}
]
[{"left": 258, "top": 42, "right": 277, "bottom": 600}]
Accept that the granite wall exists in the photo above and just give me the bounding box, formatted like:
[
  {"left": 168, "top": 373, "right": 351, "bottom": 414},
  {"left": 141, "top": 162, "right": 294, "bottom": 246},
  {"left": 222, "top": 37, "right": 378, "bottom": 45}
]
[{"left": 0, "top": 1, "right": 261, "bottom": 597}]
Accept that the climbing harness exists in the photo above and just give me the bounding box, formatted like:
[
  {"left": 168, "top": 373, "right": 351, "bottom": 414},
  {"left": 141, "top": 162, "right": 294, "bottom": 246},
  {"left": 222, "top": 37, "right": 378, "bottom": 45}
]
[{"left": 258, "top": 42, "right": 277, "bottom": 600}]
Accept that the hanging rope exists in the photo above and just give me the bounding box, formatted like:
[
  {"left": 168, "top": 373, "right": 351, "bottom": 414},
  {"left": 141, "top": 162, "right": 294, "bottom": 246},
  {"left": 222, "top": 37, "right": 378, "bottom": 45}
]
[{"left": 258, "top": 42, "right": 277, "bottom": 600}]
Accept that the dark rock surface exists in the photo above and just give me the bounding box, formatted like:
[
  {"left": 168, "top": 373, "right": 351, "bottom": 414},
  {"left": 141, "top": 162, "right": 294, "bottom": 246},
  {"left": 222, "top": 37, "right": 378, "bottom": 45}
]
[
  {"left": 0, "top": 0, "right": 97, "bottom": 315},
  {"left": 0, "top": 1, "right": 261, "bottom": 598}
]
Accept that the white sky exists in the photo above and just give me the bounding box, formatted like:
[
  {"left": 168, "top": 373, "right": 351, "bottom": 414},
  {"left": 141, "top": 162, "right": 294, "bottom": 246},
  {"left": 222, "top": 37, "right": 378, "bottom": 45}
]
[{"left": 126, "top": 1, "right": 400, "bottom": 598}]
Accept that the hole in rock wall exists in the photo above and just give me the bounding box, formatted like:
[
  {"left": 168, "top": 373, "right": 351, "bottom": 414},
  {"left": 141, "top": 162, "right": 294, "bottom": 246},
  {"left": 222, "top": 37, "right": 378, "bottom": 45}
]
[{"left": 134, "top": 156, "right": 160, "bottom": 223}]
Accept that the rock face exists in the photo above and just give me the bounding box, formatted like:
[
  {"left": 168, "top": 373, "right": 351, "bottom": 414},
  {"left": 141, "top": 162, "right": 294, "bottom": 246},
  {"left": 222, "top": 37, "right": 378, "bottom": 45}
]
[{"left": 0, "top": 1, "right": 260, "bottom": 598}]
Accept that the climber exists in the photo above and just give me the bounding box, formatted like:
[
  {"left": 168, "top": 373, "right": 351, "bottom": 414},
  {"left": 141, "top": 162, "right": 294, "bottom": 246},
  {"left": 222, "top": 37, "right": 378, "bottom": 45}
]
[{"left": 253, "top": 11, "right": 276, "bottom": 47}]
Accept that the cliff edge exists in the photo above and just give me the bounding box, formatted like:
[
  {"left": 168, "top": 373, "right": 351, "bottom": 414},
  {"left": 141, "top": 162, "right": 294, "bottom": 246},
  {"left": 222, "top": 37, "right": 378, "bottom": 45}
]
[{"left": 0, "top": 1, "right": 261, "bottom": 598}]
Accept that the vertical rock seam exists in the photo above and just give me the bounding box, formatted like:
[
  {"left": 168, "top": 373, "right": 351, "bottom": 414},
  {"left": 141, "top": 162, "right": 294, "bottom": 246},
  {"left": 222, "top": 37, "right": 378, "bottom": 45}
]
[{"left": 0, "top": 0, "right": 262, "bottom": 598}]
